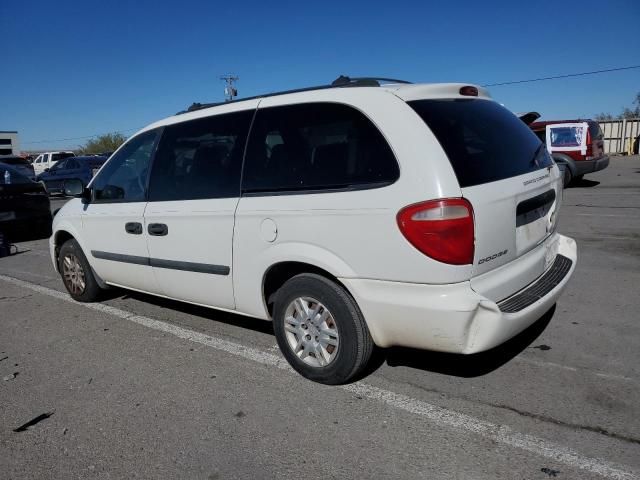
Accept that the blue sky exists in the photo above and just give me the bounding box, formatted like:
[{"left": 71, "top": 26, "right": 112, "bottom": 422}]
[{"left": 2, "top": 0, "right": 639, "bottom": 151}]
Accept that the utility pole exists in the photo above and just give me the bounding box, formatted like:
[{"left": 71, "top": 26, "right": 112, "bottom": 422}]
[{"left": 220, "top": 74, "right": 239, "bottom": 102}]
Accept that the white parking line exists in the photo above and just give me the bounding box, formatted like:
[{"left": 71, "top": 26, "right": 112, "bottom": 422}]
[
  {"left": 575, "top": 213, "right": 637, "bottom": 218},
  {"left": 515, "top": 357, "right": 637, "bottom": 384},
  {"left": 0, "top": 273, "right": 637, "bottom": 480}
]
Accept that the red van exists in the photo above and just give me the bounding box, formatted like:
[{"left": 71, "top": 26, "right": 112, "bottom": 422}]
[{"left": 530, "top": 119, "right": 609, "bottom": 186}]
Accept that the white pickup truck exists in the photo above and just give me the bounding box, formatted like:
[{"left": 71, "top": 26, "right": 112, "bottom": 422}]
[{"left": 32, "top": 151, "right": 75, "bottom": 176}]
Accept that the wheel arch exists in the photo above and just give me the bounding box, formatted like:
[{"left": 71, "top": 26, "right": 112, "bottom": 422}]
[
  {"left": 52, "top": 229, "right": 77, "bottom": 271},
  {"left": 52, "top": 226, "right": 108, "bottom": 289},
  {"left": 262, "top": 261, "right": 354, "bottom": 319},
  {"left": 552, "top": 153, "right": 577, "bottom": 175}
]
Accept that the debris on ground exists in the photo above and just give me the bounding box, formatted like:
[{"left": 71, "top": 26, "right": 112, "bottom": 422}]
[
  {"left": 541, "top": 467, "right": 560, "bottom": 477},
  {"left": 13, "top": 412, "right": 55, "bottom": 432}
]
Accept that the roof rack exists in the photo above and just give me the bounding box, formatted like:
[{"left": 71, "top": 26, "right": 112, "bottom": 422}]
[{"left": 178, "top": 75, "right": 412, "bottom": 114}]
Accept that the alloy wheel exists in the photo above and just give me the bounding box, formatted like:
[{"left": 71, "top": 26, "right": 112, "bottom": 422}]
[{"left": 62, "top": 253, "right": 86, "bottom": 295}]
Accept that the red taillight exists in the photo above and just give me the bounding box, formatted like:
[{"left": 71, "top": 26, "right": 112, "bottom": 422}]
[
  {"left": 397, "top": 198, "right": 474, "bottom": 265},
  {"left": 585, "top": 129, "right": 593, "bottom": 158},
  {"left": 459, "top": 86, "right": 478, "bottom": 96}
]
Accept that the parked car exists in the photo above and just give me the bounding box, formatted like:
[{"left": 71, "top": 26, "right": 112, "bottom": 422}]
[
  {"left": 0, "top": 163, "right": 52, "bottom": 238},
  {"left": 37, "top": 155, "right": 107, "bottom": 195},
  {"left": 52, "top": 77, "right": 577, "bottom": 384},
  {"left": 0, "top": 155, "right": 36, "bottom": 180},
  {"left": 529, "top": 119, "right": 609, "bottom": 186},
  {"left": 32, "top": 151, "right": 75, "bottom": 176}
]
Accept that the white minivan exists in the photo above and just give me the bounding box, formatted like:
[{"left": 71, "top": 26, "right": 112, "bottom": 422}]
[
  {"left": 51, "top": 78, "right": 577, "bottom": 384},
  {"left": 33, "top": 151, "right": 75, "bottom": 176}
]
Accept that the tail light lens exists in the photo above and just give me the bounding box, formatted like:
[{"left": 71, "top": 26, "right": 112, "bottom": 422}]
[
  {"left": 585, "top": 128, "right": 593, "bottom": 159},
  {"left": 397, "top": 198, "right": 474, "bottom": 265}
]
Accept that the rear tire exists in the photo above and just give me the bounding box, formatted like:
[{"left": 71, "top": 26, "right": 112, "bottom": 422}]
[
  {"left": 562, "top": 165, "right": 572, "bottom": 188},
  {"left": 273, "top": 273, "right": 374, "bottom": 385},
  {"left": 58, "top": 238, "right": 103, "bottom": 302}
]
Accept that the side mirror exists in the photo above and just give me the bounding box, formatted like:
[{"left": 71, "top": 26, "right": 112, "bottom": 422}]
[
  {"left": 44, "top": 168, "right": 50, "bottom": 172},
  {"left": 64, "top": 179, "right": 87, "bottom": 199}
]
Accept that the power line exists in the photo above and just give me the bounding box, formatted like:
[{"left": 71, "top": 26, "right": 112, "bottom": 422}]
[
  {"left": 482, "top": 65, "right": 640, "bottom": 87},
  {"left": 20, "top": 65, "right": 640, "bottom": 146},
  {"left": 220, "top": 74, "right": 239, "bottom": 102},
  {"left": 21, "top": 127, "right": 142, "bottom": 146}
]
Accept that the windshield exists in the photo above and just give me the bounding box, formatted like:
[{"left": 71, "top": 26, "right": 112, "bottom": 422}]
[
  {"left": 0, "top": 164, "right": 33, "bottom": 184},
  {"left": 408, "top": 98, "right": 552, "bottom": 187},
  {"left": 0, "top": 157, "right": 29, "bottom": 166},
  {"left": 52, "top": 152, "right": 75, "bottom": 162}
]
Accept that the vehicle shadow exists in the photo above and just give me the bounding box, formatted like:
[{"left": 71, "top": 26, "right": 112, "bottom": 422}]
[
  {"left": 568, "top": 178, "right": 599, "bottom": 188},
  {"left": 380, "top": 305, "right": 555, "bottom": 378},
  {"left": 102, "top": 288, "right": 553, "bottom": 381},
  {"left": 5, "top": 228, "right": 52, "bottom": 243},
  {"left": 114, "top": 290, "right": 275, "bottom": 336}
]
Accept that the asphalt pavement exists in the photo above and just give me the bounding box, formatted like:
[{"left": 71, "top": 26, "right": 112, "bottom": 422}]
[{"left": 1, "top": 156, "right": 639, "bottom": 479}]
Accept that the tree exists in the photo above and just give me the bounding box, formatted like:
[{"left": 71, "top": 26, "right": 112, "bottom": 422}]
[
  {"left": 594, "top": 91, "right": 640, "bottom": 121},
  {"left": 594, "top": 112, "right": 615, "bottom": 121},
  {"left": 79, "top": 132, "right": 126, "bottom": 154}
]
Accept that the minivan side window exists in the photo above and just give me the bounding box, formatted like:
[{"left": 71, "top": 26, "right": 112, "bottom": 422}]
[
  {"left": 148, "top": 110, "right": 254, "bottom": 202},
  {"left": 52, "top": 152, "right": 74, "bottom": 162},
  {"left": 242, "top": 103, "right": 399, "bottom": 194},
  {"left": 91, "top": 129, "right": 160, "bottom": 202},
  {"left": 65, "top": 158, "right": 80, "bottom": 169},
  {"left": 50, "top": 159, "right": 68, "bottom": 171}
]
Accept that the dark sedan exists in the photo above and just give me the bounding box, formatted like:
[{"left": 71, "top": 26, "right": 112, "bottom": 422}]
[
  {"left": 0, "top": 163, "right": 52, "bottom": 239},
  {"left": 0, "top": 155, "right": 36, "bottom": 181},
  {"left": 37, "top": 155, "right": 107, "bottom": 195}
]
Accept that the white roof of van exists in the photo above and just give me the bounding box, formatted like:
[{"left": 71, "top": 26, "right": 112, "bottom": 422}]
[{"left": 138, "top": 82, "right": 491, "bottom": 136}]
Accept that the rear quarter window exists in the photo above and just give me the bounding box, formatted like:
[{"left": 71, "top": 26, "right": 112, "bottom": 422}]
[
  {"left": 409, "top": 99, "right": 551, "bottom": 187},
  {"left": 589, "top": 122, "right": 603, "bottom": 140}
]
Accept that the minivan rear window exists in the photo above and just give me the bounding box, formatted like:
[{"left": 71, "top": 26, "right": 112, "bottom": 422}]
[{"left": 409, "top": 99, "right": 551, "bottom": 187}]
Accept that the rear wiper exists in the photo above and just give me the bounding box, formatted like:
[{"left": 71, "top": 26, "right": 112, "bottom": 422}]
[{"left": 529, "top": 143, "right": 545, "bottom": 167}]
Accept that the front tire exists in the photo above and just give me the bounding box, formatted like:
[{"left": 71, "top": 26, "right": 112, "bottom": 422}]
[
  {"left": 273, "top": 273, "right": 374, "bottom": 385},
  {"left": 58, "top": 238, "right": 103, "bottom": 302}
]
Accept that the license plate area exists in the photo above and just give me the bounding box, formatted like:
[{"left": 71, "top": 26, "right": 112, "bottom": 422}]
[{"left": 515, "top": 190, "right": 556, "bottom": 256}]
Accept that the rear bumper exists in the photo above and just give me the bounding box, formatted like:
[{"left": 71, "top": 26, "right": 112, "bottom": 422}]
[
  {"left": 575, "top": 156, "right": 609, "bottom": 175},
  {"left": 341, "top": 234, "right": 577, "bottom": 353}
]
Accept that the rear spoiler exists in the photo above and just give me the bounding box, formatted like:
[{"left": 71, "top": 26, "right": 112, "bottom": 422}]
[{"left": 517, "top": 112, "right": 541, "bottom": 125}]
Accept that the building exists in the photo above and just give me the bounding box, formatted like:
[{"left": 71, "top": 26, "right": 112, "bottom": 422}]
[{"left": 0, "top": 131, "right": 20, "bottom": 156}]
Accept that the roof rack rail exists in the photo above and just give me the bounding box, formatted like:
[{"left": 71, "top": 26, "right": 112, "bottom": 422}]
[{"left": 177, "top": 75, "right": 412, "bottom": 114}]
